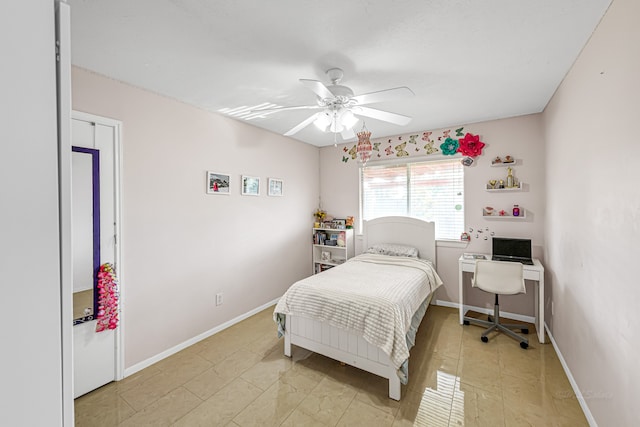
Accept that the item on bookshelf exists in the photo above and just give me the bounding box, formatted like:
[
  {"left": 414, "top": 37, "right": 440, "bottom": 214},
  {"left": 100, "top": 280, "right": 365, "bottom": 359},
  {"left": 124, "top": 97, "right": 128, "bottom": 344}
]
[
  {"left": 325, "top": 240, "right": 337, "bottom": 246},
  {"left": 345, "top": 216, "right": 354, "bottom": 229},
  {"left": 332, "top": 219, "right": 346, "bottom": 229},
  {"left": 321, "top": 251, "right": 331, "bottom": 261},
  {"left": 313, "top": 209, "right": 327, "bottom": 223},
  {"left": 314, "top": 222, "right": 320, "bottom": 228},
  {"left": 337, "top": 231, "right": 346, "bottom": 247}
]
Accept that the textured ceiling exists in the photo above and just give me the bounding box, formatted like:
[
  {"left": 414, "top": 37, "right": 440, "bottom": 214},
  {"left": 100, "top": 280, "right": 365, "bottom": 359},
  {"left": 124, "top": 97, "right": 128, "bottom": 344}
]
[{"left": 67, "top": 0, "right": 611, "bottom": 147}]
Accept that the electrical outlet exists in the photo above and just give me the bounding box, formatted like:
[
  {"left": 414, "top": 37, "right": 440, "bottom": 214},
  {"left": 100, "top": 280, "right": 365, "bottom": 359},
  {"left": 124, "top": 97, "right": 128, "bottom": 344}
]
[{"left": 216, "top": 293, "right": 223, "bottom": 306}]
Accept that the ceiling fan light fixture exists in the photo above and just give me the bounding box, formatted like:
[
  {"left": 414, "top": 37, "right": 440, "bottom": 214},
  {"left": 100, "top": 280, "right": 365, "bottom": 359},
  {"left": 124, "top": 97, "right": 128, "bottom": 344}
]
[
  {"left": 313, "top": 112, "right": 331, "bottom": 131},
  {"left": 356, "top": 123, "right": 373, "bottom": 166},
  {"left": 340, "top": 109, "right": 358, "bottom": 129}
]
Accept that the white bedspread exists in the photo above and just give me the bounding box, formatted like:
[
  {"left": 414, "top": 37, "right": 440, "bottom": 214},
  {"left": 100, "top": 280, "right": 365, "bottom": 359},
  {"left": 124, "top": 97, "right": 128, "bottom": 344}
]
[{"left": 274, "top": 254, "right": 443, "bottom": 370}]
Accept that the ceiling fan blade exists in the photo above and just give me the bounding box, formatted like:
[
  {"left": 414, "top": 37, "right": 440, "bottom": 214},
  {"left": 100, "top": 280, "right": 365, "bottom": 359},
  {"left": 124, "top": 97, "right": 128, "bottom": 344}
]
[
  {"left": 244, "top": 105, "right": 321, "bottom": 119},
  {"left": 351, "top": 87, "right": 414, "bottom": 105},
  {"left": 284, "top": 113, "right": 320, "bottom": 136},
  {"left": 356, "top": 106, "right": 412, "bottom": 126},
  {"left": 300, "top": 79, "right": 334, "bottom": 100}
]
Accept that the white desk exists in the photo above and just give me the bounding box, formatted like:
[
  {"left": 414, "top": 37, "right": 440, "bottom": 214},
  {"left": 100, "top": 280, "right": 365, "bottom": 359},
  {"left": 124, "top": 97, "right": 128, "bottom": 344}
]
[{"left": 458, "top": 255, "right": 545, "bottom": 344}]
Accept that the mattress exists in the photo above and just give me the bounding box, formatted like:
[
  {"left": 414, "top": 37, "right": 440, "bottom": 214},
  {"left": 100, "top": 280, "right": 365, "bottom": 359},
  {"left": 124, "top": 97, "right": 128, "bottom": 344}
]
[{"left": 274, "top": 253, "right": 443, "bottom": 371}]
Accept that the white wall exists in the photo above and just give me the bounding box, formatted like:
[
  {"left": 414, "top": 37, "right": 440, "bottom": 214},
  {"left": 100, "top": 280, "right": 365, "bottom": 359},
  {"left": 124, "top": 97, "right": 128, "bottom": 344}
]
[
  {"left": 71, "top": 68, "right": 320, "bottom": 368},
  {"left": 543, "top": 0, "right": 639, "bottom": 424},
  {"left": 320, "top": 115, "right": 546, "bottom": 316},
  {"left": 0, "top": 0, "right": 64, "bottom": 425}
]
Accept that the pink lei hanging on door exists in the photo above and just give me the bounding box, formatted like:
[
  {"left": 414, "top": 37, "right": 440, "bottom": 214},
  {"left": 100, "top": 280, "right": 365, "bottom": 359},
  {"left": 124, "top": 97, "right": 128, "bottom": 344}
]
[{"left": 96, "top": 263, "right": 119, "bottom": 332}]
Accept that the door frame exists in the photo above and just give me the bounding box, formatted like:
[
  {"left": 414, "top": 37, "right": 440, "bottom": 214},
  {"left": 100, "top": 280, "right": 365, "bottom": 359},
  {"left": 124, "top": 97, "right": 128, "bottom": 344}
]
[{"left": 71, "top": 110, "right": 124, "bottom": 382}]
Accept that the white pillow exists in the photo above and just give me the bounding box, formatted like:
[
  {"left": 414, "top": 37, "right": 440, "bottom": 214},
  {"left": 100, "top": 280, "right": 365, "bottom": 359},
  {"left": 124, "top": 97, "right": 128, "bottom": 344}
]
[{"left": 364, "top": 243, "right": 419, "bottom": 258}]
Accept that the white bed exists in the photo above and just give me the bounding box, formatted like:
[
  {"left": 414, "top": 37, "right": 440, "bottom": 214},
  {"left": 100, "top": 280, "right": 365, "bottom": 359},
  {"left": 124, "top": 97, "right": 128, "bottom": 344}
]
[{"left": 274, "top": 216, "right": 441, "bottom": 400}]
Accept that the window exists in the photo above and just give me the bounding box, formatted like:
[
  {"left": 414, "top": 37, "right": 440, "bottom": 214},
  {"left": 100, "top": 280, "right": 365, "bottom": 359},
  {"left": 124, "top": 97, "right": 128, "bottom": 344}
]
[{"left": 361, "top": 159, "right": 464, "bottom": 240}]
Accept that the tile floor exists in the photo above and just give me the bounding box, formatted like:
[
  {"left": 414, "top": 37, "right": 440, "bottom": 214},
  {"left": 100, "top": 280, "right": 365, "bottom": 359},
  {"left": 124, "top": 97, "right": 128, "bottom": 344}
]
[{"left": 74, "top": 305, "right": 588, "bottom": 426}]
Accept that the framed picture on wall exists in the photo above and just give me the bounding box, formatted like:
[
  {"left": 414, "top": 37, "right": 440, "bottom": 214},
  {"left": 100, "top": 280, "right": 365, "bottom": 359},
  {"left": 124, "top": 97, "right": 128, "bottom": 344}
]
[
  {"left": 206, "top": 171, "right": 230, "bottom": 194},
  {"left": 268, "top": 178, "right": 284, "bottom": 196},
  {"left": 241, "top": 175, "right": 260, "bottom": 196}
]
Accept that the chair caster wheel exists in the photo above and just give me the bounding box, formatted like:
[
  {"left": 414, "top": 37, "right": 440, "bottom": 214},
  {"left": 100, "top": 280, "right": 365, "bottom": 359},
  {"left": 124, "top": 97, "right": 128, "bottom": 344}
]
[
  {"left": 481, "top": 336, "right": 488, "bottom": 343},
  {"left": 521, "top": 328, "right": 529, "bottom": 334},
  {"left": 463, "top": 320, "right": 470, "bottom": 325},
  {"left": 520, "top": 342, "right": 529, "bottom": 349}
]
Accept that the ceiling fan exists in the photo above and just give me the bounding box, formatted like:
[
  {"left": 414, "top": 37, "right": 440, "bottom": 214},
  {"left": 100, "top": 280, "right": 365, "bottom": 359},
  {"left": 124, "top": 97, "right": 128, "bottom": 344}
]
[{"left": 251, "top": 68, "right": 414, "bottom": 140}]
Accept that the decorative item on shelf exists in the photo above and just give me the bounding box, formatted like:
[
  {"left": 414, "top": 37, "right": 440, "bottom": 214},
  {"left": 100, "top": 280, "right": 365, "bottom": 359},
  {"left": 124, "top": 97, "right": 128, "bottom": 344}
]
[
  {"left": 483, "top": 206, "right": 494, "bottom": 216},
  {"left": 460, "top": 232, "right": 471, "bottom": 242},
  {"left": 503, "top": 155, "right": 514, "bottom": 164},
  {"left": 356, "top": 122, "right": 373, "bottom": 165},
  {"left": 488, "top": 179, "right": 497, "bottom": 189},
  {"left": 491, "top": 156, "right": 503, "bottom": 165},
  {"left": 313, "top": 208, "right": 326, "bottom": 225},
  {"left": 499, "top": 209, "right": 507, "bottom": 216},
  {"left": 513, "top": 205, "right": 520, "bottom": 217},
  {"left": 506, "top": 167, "right": 514, "bottom": 188},
  {"left": 498, "top": 179, "right": 505, "bottom": 189},
  {"left": 321, "top": 251, "right": 331, "bottom": 261},
  {"left": 345, "top": 216, "right": 354, "bottom": 229}
]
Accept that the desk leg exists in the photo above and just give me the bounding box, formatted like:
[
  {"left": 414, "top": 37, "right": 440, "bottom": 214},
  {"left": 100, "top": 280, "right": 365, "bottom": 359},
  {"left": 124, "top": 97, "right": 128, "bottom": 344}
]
[
  {"left": 537, "top": 275, "right": 545, "bottom": 344},
  {"left": 458, "top": 262, "right": 464, "bottom": 325}
]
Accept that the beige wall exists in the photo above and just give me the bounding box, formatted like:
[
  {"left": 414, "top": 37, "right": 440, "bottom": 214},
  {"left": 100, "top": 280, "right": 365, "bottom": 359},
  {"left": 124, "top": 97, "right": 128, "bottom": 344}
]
[
  {"left": 72, "top": 67, "right": 320, "bottom": 368},
  {"left": 320, "top": 114, "right": 546, "bottom": 316},
  {"left": 542, "top": 0, "right": 639, "bottom": 424}
]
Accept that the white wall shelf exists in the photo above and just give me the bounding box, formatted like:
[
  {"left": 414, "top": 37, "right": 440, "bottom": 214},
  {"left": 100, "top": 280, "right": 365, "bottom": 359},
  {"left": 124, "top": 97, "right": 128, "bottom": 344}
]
[
  {"left": 485, "top": 183, "right": 523, "bottom": 192},
  {"left": 482, "top": 209, "right": 527, "bottom": 220},
  {"left": 490, "top": 160, "right": 517, "bottom": 167}
]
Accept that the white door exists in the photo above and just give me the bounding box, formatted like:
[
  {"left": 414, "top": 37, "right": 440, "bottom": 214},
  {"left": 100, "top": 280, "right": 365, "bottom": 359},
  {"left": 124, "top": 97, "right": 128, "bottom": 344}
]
[{"left": 72, "top": 113, "right": 122, "bottom": 398}]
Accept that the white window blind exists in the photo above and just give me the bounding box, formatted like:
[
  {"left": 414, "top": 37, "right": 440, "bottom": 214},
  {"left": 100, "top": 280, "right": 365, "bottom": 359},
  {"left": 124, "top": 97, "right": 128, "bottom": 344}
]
[{"left": 361, "top": 159, "right": 464, "bottom": 240}]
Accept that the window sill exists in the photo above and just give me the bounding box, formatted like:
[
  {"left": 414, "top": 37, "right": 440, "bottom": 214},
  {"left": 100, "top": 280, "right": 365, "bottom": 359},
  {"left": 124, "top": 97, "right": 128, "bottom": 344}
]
[{"left": 436, "top": 240, "right": 469, "bottom": 248}]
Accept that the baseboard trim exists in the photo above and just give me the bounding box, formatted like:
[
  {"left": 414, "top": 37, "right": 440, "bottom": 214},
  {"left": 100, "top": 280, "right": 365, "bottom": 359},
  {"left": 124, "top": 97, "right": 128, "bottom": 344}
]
[
  {"left": 544, "top": 324, "right": 597, "bottom": 427},
  {"left": 123, "top": 297, "right": 280, "bottom": 378},
  {"left": 433, "top": 299, "right": 535, "bottom": 324}
]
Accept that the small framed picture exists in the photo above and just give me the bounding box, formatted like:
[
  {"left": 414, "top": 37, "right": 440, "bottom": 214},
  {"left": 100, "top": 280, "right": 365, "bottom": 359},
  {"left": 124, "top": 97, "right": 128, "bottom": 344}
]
[
  {"left": 268, "top": 178, "right": 284, "bottom": 197},
  {"left": 332, "top": 219, "right": 346, "bottom": 229},
  {"left": 321, "top": 251, "right": 331, "bottom": 261},
  {"left": 241, "top": 175, "right": 260, "bottom": 196},
  {"left": 207, "top": 171, "right": 230, "bottom": 194}
]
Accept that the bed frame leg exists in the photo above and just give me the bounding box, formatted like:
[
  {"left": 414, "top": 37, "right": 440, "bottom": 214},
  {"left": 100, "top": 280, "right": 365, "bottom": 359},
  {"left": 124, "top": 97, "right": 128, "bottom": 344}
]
[
  {"left": 284, "top": 316, "right": 292, "bottom": 357},
  {"left": 389, "top": 374, "right": 401, "bottom": 401}
]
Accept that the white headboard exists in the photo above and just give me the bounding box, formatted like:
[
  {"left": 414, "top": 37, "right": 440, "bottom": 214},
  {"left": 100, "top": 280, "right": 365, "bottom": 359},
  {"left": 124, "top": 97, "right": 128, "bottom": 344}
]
[{"left": 363, "top": 216, "right": 436, "bottom": 265}]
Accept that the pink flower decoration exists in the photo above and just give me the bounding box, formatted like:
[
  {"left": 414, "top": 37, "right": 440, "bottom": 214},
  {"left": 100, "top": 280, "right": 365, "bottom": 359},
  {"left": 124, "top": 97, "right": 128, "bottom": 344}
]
[
  {"left": 456, "top": 133, "right": 485, "bottom": 157},
  {"left": 96, "top": 263, "right": 119, "bottom": 333}
]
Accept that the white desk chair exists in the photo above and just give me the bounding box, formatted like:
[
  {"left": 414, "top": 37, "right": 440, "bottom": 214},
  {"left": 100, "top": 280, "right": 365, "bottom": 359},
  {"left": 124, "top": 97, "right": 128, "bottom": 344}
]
[{"left": 463, "top": 260, "right": 529, "bottom": 349}]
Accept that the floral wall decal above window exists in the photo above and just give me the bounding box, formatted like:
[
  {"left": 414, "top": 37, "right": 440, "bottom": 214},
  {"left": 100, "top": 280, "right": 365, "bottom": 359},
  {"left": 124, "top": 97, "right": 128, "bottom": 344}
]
[
  {"left": 440, "top": 137, "right": 459, "bottom": 155},
  {"left": 339, "top": 127, "right": 487, "bottom": 164},
  {"left": 457, "top": 132, "right": 485, "bottom": 157}
]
